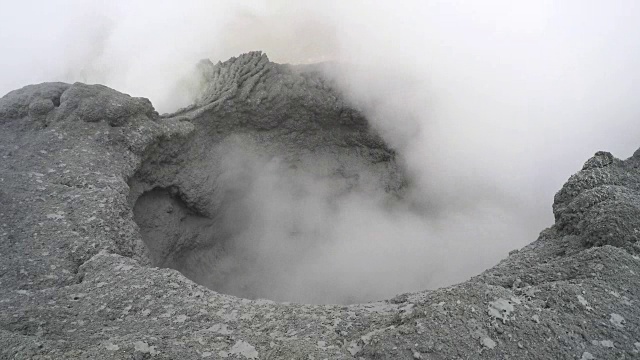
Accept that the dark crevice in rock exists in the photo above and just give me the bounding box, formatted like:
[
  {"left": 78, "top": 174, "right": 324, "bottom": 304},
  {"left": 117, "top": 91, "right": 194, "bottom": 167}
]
[
  {"left": 51, "top": 94, "right": 61, "bottom": 107},
  {"left": 131, "top": 183, "right": 242, "bottom": 298},
  {"left": 133, "top": 186, "right": 216, "bottom": 268}
]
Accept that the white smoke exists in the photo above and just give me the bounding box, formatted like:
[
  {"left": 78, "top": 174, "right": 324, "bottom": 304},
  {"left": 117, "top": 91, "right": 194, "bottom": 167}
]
[{"left": 3, "top": 0, "right": 640, "bottom": 303}]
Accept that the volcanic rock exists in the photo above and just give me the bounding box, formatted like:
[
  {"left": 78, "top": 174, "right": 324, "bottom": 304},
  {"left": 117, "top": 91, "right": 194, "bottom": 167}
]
[{"left": 0, "top": 52, "right": 638, "bottom": 359}]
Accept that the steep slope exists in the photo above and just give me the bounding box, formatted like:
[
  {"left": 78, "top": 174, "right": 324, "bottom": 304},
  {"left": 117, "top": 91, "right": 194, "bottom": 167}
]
[{"left": 0, "top": 53, "right": 638, "bottom": 359}]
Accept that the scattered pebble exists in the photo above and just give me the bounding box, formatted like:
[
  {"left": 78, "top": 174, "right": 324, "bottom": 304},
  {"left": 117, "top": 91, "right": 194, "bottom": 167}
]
[
  {"left": 580, "top": 351, "right": 594, "bottom": 360},
  {"left": 104, "top": 342, "right": 119, "bottom": 351},
  {"left": 205, "top": 323, "right": 232, "bottom": 335},
  {"left": 347, "top": 341, "right": 362, "bottom": 356},
  {"left": 600, "top": 340, "right": 614, "bottom": 348},
  {"left": 488, "top": 298, "right": 514, "bottom": 323},
  {"left": 229, "top": 340, "right": 258, "bottom": 359},
  {"left": 412, "top": 349, "right": 423, "bottom": 359},
  {"left": 577, "top": 295, "right": 592, "bottom": 310},
  {"left": 133, "top": 341, "right": 158, "bottom": 355},
  {"left": 609, "top": 313, "right": 625, "bottom": 328},
  {"left": 482, "top": 337, "right": 497, "bottom": 349}
]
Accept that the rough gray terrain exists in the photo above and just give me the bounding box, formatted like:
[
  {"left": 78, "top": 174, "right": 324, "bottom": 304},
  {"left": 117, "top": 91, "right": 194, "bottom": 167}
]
[{"left": 1, "top": 52, "right": 639, "bottom": 359}]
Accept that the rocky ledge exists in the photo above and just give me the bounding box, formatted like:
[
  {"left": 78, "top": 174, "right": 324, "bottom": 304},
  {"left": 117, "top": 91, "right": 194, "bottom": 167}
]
[{"left": 0, "top": 52, "right": 639, "bottom": 359}]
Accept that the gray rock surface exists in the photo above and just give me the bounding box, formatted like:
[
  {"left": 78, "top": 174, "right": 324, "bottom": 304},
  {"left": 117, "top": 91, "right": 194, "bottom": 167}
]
[{"left": 1, "top": 52, "right": 639, "bottom": 359}]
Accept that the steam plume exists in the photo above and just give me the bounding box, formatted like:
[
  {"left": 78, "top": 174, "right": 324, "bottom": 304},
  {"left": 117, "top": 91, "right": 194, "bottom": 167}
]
[{"left": 3, "top": 1, "right": 640, "bottom": 303}]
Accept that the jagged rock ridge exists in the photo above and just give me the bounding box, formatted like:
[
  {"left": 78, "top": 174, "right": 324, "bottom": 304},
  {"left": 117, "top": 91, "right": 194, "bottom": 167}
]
[{"left": 0, "top": 52, "right": 638, "bottom": 359}]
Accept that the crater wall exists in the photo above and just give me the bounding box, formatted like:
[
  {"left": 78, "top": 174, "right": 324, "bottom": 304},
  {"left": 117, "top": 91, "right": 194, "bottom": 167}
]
[{"left": 0, "top": 53, "right": 639, "bottom": 359}]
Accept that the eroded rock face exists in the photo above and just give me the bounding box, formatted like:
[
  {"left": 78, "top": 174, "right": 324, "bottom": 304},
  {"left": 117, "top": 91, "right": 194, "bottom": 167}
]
[
  {"left": 1, "top": 54, "right": 639, "bottom": 359},
  {"left": 0, "top": 82, "right": 189, "bottom": 290},
  {"left": 552, "top": 151, "right": 640, "bottom": 254}
]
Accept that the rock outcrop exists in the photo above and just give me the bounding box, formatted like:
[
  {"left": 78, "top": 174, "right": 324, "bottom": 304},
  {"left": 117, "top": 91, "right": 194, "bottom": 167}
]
[{"left": 0, "top": 52, "right": 639, "bottom": 359}]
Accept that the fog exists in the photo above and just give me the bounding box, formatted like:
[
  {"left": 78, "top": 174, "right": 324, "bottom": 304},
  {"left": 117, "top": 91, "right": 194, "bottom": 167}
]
[
  {"left": 177, "top": 140, "right": 527, "bottom": 303},
  {"left": 3, "top": 1, "right": 640, "bottom": 303}
]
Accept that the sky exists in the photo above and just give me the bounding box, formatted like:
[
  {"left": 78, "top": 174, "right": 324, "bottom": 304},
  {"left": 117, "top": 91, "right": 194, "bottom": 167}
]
[{"left": 2, "top": 0, "right": 640, "bottom": 303}]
